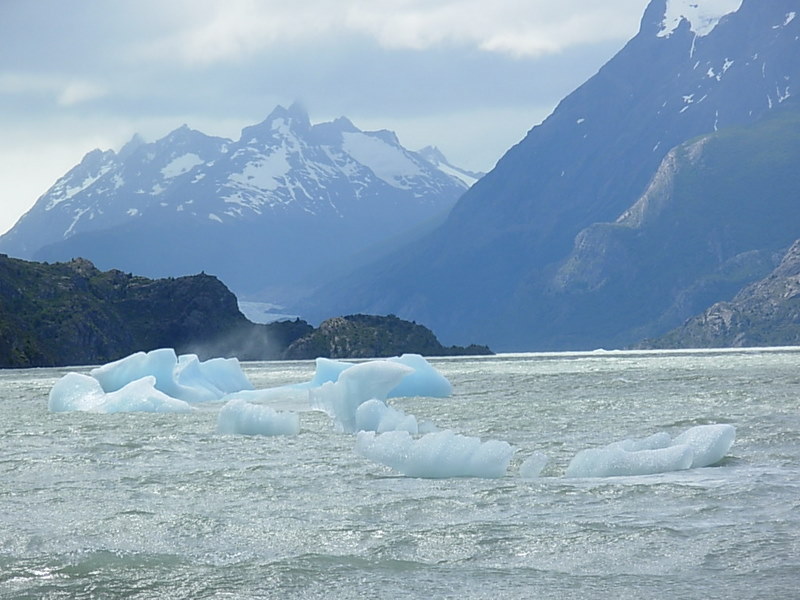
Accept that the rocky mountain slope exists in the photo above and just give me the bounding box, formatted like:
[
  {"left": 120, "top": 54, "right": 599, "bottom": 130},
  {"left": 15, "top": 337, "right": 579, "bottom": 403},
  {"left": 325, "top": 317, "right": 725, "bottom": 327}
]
[
  {"left": 0, "top": 254, "right": 308, "bottom": 367},
  {"left": 643, "top": 239, "right": 800, "bottom": 348},
  {"left": 0, "top": 104, "right": 475, "bottom": 302},
  {"left": 0, "top": 255, "right": 488, "bottom": 368},
  {"left": 284, "top": 314, "right": 491, "bottom": 360},
  {"left": 302, "top": 0, "right": 800, "bottom": 350}
]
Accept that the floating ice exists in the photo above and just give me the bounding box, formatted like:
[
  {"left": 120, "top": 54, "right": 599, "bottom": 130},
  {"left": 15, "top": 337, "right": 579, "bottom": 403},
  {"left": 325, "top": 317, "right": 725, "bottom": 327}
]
[
  {"left": 309, "top": 360, "right": 414, "bottom": 432},
  {"left": 216, "top": 398, "right": 299, "bottom": 436},
  {"left": 354, "top": 399, "right": 436, "bottom": 434},
  {"left": 565, "top": 424, "right": 736, "bottom": 478},
  {"left": 519, "top": 452, "right": 549, "bottom": 479},
  {"left": 386, "top": 354, "right": 452, "bottom": 398},
  {"left": 223, "top": 386, "right": 311, "bottom": 413},
  {"left": 301, "top": 357, "right": 353, "bottom": 388},
  {"left": 673, "top": 424, "right": 736, "bottom": 468},
  {"left": 188, "top": 355, "right": 253, "bottom": 395},
  {"left": 565, "top": 444, "right": 694, "bottom": 478},
  {"left": 301, "top": 354, "right": 452, "bottom": 398},
  {"left": 48, "top": 372, "right": 193, "bottom": 414},
  {"left": 355, "top": 430, "right": 515, "bottom": 479},
  {"left": 90, "top": 348, "right": 252, "bottom": 403},
  {"left": 50, "top": 348, "right": 253, "bottom": 414}
]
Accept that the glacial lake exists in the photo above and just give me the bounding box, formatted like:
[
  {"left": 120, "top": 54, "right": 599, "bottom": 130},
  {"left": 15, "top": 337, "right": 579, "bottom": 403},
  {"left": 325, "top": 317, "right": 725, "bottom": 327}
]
[{"left": 2, "top": 349, "right": 799, "bottom": 599}]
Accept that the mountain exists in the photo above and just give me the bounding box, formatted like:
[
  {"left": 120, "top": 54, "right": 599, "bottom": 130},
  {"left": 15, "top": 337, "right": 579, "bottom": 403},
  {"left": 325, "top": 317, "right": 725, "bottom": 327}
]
[
  {"left": 301, "top": 0, "right": 800, "bottom": 350},
  {"left": 0, "top": 254, "right": 491, "bottom": 368},
  {"left": 642, "top": 239, "right": 800, "bottom": 349},
  {"left": 0, "top": 103, "right": 473, "bottom": 303},
  {"left": 283, "top": 314, "right": 491, "bottom": 360},
  {"left": 0, "top": 254, "right": 311, "bottom": 367}
]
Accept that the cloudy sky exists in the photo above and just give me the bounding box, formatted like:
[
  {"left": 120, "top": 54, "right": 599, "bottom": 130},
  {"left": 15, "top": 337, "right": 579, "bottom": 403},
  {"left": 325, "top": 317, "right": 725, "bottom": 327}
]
[{"left": 0, "top": 0, "right": 652, "bottom": 235}]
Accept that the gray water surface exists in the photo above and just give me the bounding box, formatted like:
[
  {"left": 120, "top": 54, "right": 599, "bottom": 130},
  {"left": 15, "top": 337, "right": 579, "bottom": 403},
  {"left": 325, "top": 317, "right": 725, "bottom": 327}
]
[{"left": 1, "top": 349, "right": 799, "bottom": 599}]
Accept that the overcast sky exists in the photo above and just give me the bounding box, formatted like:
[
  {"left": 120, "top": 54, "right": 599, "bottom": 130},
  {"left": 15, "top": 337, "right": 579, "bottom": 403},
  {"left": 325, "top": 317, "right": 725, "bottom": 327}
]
[{"left": 0, "top": 0, "right": 651, "bottom": 235}]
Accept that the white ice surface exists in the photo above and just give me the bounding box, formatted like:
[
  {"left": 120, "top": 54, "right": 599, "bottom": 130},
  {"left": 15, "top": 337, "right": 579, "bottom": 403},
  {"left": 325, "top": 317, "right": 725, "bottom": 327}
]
[
  {"left": 355, "top": 430, "right": 515, "bottom": 479},
  {"left": 301, "top": 354, "right": 452, "bottom": 398},
  {"left": 48, "top": 372, "right": 193, "bottom": 414},
  {"left": 673, "top": 424, "right": 737, "bottom": 468},
  {"left": 386, "top": 354, "right": 453, "bottom": 398},
  {"left": 565, "top": 424, "right": 736, "bottom": 478},
  {"left": 51, "top": 348, "right": 252, "bottom": 414},
  {"left": 354, "top": 398, "right": 436, "bottom": 434},
  {"left": 90, "top": 348, "right": 252, "bottom": 403},
  {"left": 519, "top": 452, "right": 549, "bottom": 479},
  {"left": 216, "top": 398, "right": 299, "bottom": 436},
  {"left": 309, "top": 360, "right": 414, "bottom": 432}
]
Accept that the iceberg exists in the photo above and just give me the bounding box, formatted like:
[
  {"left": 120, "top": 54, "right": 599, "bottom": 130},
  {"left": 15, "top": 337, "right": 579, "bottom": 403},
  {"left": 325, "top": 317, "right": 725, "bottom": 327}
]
[
  {"left": 355, "top": 430, "right": 515, "bottom": 479},
  {"left": 49, "top": 348, "right": 253, "bottom": 414},
  {"left": 90, "top": 348, "right": 253, "bottom": 402},
  {"left": 216, "top": 398, "right": 299, "bottom": 436},
  {"left": 184, "top": 355, "right": 253, "bottom": 395},
  {"left": 673, "top": 424, "right": 737, "bottom": 468},
  {"left": 48, "top": 372, "right": 193, "bottom": 413},
  {"left": 565, "top": 424, "right": 736, "bottom": 478},
  {"left": 386, "top": 354, "right": 452, "bottom": 398},
  {"left": 90, "top": 348, "right": 252, "bottom": 403},
  {"left": 301, "top": 354, "right": 452, "bottom": 398},
  {"left": 301, "top": 357, "right": 353, "bottom": 388},
  {"left": 354, "top": 399, "right": 436, "bottom": 434},
  {"left": 519, "top": 451, "right": 549, "bottom": 479},
  {"left": 309, "top": 360, "right": 414, "bottom": 432}
]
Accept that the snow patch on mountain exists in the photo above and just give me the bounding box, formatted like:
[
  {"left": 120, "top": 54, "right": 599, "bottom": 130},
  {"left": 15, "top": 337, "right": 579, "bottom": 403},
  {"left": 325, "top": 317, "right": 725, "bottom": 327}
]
[
  {"left": 658, "top": 0, "right": 743, "bottom": 38},
  {"left": 161, "top": 153, "right": 205, "bottom": 178},
  {"left": 227, "top": 151, "right": 291, "bottom": 193},
  {"left": 776, "top": 12, "right": 796, "bottom": 28},
  {"left": 45, "top": 165, "right": 113, "bottom": 210},
  {"left": 340, "top": 132, "right": 423, "bottom": 190},
  {"left": 417, "top": 146, "right": 484, "bottom": 187}
]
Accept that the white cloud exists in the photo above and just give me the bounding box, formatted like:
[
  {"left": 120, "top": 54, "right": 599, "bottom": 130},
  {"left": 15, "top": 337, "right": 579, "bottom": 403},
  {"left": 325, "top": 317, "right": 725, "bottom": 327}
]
[
  {"left": 57, "top": 81, "right": 108, "bottom": 106},
  {"left": 132, "top": 0, "right": 336, "bottom": 65},
  {"left": 0, "top": 72, "right": 107, "bottom": 106},
  {"left": 131, "top": 0, "right": 649, "bottom": 65}
]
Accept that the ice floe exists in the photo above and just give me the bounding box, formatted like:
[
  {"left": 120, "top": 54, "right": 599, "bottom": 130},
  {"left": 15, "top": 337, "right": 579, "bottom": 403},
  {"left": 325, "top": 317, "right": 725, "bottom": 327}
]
[{"left": 565, "top": 424, "right": 736, "bottom": 478}]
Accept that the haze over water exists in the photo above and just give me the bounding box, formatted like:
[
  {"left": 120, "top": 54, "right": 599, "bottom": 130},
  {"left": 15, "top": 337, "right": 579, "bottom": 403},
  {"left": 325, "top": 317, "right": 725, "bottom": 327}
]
[{"left": 2, "top": 349, "right": 798, "bottom": 599}]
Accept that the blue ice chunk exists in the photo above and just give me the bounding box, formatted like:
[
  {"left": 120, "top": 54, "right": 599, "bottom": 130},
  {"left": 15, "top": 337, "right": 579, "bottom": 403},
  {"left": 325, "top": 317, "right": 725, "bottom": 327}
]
[
  {"left": 673, "top": 424, "right": 736, "bottom": 468},
  {"left": 216, "top": 398, "right": 299, "bottom": 436},
  {"left": 565, "top": 424, "right": 736, "bottom": 478},
  {"left": 355, "top": 429, "right": 515, "bottom": 479},
  {"left": 48, "top": 372, "right": 193, "bottom": 413},
  {"left": 301, "top": 354, "right": 452, "bottom": 398},
  {"left": 354, "top": 398, "right": 435, "bottom": 434},
  {"left": 309, "top": 360, "right": 414, "bottom": 433}
]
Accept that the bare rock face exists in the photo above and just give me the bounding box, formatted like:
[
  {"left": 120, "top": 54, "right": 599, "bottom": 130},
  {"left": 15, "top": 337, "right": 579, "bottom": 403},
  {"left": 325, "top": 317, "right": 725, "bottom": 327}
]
[{"left": 643, "top": 240, "right": 800, "bottom": 348}]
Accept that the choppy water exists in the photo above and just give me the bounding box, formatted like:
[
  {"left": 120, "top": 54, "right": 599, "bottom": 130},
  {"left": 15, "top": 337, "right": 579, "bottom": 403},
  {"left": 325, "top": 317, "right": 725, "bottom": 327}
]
[{"left": 1, "top": 349, "right": 799, "bottom": 599}]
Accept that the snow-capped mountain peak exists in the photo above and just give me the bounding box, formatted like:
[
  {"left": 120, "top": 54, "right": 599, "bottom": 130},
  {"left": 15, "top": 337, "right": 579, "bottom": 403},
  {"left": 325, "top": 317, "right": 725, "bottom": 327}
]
[
  {"left": 417, "top": 146, "right": 485, "bottom": 188},
  {"left": 0, "top": 105, "right": 477, "bottom": 297},
  {"left": 657, "top": 0, "right": 744, "bottom": 38}
]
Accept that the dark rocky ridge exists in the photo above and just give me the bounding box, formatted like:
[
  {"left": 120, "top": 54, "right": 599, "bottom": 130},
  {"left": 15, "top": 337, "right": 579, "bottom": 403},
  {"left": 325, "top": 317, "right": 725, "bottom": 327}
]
[
  {"left": 0, "top": 255, "right": 489, "bottom": 368},
  {"left": 284, "top": 314, "right": 491, "bottom": 359}
]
